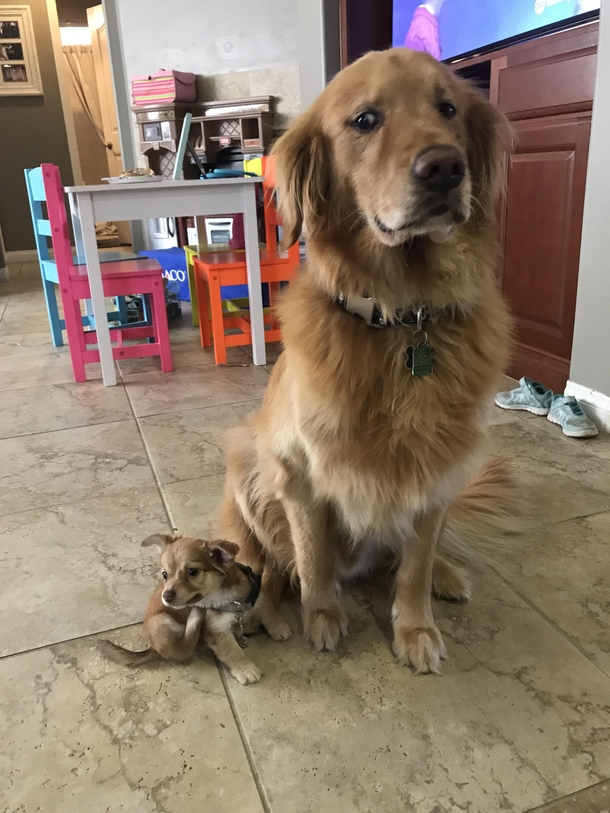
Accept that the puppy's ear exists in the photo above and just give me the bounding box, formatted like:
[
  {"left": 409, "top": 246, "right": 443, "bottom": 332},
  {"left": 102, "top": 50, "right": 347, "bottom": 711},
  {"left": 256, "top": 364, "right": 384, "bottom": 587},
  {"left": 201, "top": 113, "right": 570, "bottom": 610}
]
[
  {"left": 271, "top": 110, "right": 332, "bottom": 247},
  {"left": 205, "top": 540, "right": 238, "bottom": 572},
  {"left": 141, "top": 533, "right": 174, "bottom": 550},
  {"left": 464, "top": 87, "right": 512, "bottom": 216}
]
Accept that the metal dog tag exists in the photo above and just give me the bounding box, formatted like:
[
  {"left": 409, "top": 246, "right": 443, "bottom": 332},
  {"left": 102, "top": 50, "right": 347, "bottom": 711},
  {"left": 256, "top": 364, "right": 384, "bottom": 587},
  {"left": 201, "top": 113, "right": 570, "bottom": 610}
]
[
  {"left": 405, "top": 309, "right": 434, "bottom": 377},
  {"left": 405, "top": 341, "right": 434, "bottom": 377}
]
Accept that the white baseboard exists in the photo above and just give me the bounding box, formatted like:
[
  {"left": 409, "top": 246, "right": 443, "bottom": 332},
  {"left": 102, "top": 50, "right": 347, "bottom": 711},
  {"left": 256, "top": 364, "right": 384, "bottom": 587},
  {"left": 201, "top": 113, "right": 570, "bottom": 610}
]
[
  {"left": 6, "top": 249, "right": 38, "bottom": 263},
  {"left": 565, "top": 380, "right": 610, "bottom": 433},
  {"left": 0, "top": 266, "right": 9, "bottom": 282}
]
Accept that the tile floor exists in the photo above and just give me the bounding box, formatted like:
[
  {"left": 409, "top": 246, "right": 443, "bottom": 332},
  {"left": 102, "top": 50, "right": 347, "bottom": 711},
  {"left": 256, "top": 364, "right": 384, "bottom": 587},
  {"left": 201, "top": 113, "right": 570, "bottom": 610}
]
[{"left": 1, "top": 261, "right": 610, "bottom": 813}]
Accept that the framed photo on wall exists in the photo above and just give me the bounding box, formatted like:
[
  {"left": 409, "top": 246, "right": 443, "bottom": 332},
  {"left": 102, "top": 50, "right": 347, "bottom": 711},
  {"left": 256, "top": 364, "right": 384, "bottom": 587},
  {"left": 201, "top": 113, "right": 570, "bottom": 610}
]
[{"left": 0, "top": 5, "right": 42, "bottom": 96}]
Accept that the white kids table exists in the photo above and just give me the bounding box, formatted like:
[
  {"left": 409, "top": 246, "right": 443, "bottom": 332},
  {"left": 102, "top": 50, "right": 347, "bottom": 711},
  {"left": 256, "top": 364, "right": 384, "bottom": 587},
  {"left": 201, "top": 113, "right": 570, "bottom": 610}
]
[{"left": 65, "top": 177, "right": 264, "bottom": 386}]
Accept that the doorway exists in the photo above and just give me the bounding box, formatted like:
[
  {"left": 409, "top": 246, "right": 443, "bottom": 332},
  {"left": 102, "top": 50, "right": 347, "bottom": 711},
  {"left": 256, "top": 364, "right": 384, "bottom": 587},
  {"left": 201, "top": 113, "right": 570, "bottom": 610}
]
[{"left": 53, "top": 0, "right": 129, "bottom": 245}]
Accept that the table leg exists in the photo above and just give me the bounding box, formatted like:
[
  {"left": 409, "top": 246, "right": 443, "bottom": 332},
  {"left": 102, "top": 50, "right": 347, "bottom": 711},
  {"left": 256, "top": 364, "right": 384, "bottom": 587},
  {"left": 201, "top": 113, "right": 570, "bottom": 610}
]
[
  {"left": 243, "top": 186, "right": 266, "bottom": 366},
  {"left": 79, "top": 193, "right": 117, "bottom": 386},
  {"left": 69, "top": 191, "right": 94, "bottom": 324}
]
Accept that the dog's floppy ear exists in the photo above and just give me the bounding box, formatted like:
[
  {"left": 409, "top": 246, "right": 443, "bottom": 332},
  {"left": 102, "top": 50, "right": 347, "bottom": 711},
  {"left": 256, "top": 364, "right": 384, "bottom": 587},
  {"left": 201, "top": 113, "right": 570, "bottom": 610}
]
[
  {"left": 464, "top": 87, "right": 511, "bottom": 216},
  {"left": 271, "top": 110, "right": 332, "bottom": 247},
  {"left": 141, "top": 533, "right": 174, "bottom": 550},
  {"left": 205, "top": 539, "right": 239, "bottom": 572}
]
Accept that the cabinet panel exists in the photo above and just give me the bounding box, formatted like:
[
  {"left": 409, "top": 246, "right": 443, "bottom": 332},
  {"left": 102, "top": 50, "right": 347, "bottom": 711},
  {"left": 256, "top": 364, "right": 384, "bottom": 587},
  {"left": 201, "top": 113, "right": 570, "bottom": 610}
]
[
  {"left": 501, "top": 115, "right": 591, "bottom": 390},
  {"left": 498, "top": 50, "right": 596, "bottom": 118}
]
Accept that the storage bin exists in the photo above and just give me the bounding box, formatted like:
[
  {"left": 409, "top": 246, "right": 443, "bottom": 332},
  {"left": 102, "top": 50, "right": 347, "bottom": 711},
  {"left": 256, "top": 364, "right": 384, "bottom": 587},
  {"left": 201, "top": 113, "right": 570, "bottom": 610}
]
[{"left": 131, "top": 69, "right": 196, "bottom": 105}]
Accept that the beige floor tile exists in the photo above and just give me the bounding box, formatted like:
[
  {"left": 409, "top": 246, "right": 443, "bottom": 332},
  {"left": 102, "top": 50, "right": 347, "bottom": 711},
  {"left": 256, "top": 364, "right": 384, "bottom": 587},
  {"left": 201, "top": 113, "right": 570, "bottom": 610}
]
[
  {"left": 123, "top": 363, "right": 268, "bottom": 418},
  {"left": 0, "top": 488, "right": 168, "bottom": 656},
  {"left": 492, "top": 510, "right": 610, "bottom": 677},
  {"left": 526, "top": 411, "right": 610, "bottom": 460},
  {"left": 0, "top": 349, "right": 109, "bottom": 390},
  {"left": 139, "top": 401, "right": 259, "bottom": 485},
  {"left": 0, "top": 329, "right": 60, "bottom": 358},
  {"left": 162, "top": 473, "right": 225, "bottom": 536},
  {"left": 241, "top": 340, "right": 284, "bottom": 365},
  {"left": 226, "top": 568, "right": 610, "bottom": 813},
  {"left": 117, "top": 343, "right": 249, "bottom": 376},
  {"left": 0, "top": 381, "right": 133, "bottom": 439},
  {"left": 1, "top": 631, "right": 264, "bottom": 813},
  {"left": 527, "top": 779, "right": 610, "bottom": 812},
  {"left": 0, "top": 419, "right": 155, "bottom": 514},
  {"left": 490, "top": 420, "right": 610, "bottom": 527}
]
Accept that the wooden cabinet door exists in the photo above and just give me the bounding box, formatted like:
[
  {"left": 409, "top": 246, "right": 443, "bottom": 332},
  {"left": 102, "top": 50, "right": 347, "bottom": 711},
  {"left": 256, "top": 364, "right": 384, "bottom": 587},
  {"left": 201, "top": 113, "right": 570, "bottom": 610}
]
[{"left": 500, "top": 113, "right": 591, "bottom": 391}]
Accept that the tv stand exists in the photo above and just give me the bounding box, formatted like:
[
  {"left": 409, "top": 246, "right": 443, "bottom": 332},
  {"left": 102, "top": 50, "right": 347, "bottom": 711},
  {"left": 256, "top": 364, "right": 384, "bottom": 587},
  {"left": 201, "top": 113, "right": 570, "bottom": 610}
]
[{"left": 451, "top": 22, "right": 599, "bottom": 392}]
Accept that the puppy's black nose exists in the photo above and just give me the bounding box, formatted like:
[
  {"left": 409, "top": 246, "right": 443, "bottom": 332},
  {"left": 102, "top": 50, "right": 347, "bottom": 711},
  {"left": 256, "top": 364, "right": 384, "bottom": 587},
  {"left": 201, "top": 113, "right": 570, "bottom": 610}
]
[
  {"left": 162, "top": 590, "right": 176, "bottom": 603},
  {"left": 412, "top": 145, "right": 465, "bottom": 195}
]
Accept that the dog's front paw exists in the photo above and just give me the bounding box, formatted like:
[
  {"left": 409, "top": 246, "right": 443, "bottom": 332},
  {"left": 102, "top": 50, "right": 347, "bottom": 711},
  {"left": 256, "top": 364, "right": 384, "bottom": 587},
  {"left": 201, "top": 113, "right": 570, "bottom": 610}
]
[
  {"left": 303, "top": 605, "right": 348, "bottom": 652},
  {"left": 392, "top": 625, "right": 447, "bottom": 674},
  {"left": 231, "top": 661, "right": 262, "bottom": 685},
  {"left": 265, "top": 617, "right": 293, "bottom": 642}
]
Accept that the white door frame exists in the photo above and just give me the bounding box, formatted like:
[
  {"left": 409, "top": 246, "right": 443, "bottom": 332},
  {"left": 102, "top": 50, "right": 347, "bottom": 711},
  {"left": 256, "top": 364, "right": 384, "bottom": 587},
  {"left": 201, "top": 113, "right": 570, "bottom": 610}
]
[
  {"left": 46, "top": 0, "right": 83, "bottom": 185},
  {"left": 101, "top": 0, "right": 147, "bottom": 250}
]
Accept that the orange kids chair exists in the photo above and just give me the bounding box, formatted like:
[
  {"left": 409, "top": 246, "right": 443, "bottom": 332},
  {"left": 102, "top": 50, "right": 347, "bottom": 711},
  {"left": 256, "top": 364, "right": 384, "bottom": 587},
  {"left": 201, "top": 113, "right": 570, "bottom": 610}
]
[{"left": 192, "top": 157, "right": 300, "bottom": 365}]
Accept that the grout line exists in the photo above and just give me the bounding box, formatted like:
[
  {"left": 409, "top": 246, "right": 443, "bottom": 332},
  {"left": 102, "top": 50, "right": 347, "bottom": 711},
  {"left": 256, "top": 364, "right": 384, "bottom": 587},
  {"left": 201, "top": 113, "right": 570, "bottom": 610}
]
[
  {"left": 131, "top": 395, "right": 263, "bottom": 421},
  {"left": 488, "top": 562, "right": 610, "bottom": 682},
  {"left": 0, "top": 621, "right": 142, "bottom": 662},
  {"left": 217, "top": 664, "right": 273, "bottom": 813},
  {"left": 523, "top": 777, "right": 610, "bottom": 812},
  {"left": 0, "top": 413, "right": 134, "bottom": 442},
  {"left": 122, "top": 378, "right": 177, "bottom": 532}
]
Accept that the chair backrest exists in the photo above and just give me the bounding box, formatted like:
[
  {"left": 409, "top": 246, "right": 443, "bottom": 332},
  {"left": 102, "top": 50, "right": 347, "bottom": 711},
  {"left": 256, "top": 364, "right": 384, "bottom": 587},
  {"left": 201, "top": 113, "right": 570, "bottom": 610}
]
[
  {"left": 261, "top": 156, "right": 300, "bottom": 266},
  {"left": 172, "top": 112, "right": 192, "bottom": 180},
  {"left": 24, "top": 166, "right": 52, "bottom": 265},
  {"left": 40, "top": 164, "right": 77, "bottom": 285}
]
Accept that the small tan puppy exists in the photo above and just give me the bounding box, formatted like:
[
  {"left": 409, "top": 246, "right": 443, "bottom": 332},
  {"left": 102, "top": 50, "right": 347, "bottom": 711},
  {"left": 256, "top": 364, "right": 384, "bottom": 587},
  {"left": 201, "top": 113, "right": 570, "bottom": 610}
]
[{"left": 100, "top": 534, "right": 292, "bottom": 685}]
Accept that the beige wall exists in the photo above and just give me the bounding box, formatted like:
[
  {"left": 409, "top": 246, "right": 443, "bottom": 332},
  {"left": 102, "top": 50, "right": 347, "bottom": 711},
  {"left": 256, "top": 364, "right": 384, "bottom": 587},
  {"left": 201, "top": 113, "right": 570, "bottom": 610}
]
[
  {"left": 0, "top": 0, "right": 74, "bottom": 252},
  {"left": 569, "top": 6, "right": 610, "bottom": 398}
]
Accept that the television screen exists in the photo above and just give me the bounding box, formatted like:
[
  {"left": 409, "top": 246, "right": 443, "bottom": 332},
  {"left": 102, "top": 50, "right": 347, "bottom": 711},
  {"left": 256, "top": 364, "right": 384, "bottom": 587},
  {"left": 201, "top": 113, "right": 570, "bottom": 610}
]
[{"left": 392, "top": 0, "right": 601, "bottom": 63}]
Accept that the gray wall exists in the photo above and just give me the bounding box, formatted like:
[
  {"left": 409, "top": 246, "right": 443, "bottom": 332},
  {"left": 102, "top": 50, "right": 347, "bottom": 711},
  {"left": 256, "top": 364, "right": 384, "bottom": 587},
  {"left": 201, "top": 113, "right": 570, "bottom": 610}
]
[
  {"left": 0, "top": 0, "right": 73, "bottom": 252},
  {"left": 112, "top": 0, "right": 302, "bottom": 156},
  {"left": 115, "top": 0, "right": 298, "bottom": 77},
  {"left": 569, "top": 5, "right": 610, "bottom": 397}
]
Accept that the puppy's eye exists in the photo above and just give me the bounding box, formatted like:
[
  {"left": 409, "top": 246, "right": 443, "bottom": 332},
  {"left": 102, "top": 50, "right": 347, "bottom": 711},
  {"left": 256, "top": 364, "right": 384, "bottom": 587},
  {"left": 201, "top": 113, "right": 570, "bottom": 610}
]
[
  {"left": 351, "top": 108, "right": 383, "bottom": 133},
  {"left": 187, "top": 568, "right": 199, "bottom": 577},
  {"left": 438, "top": 101, "right": 457, "bottom": 119},
  {"left": 162, "top": 571, "right": 168, "bottom": 581}
]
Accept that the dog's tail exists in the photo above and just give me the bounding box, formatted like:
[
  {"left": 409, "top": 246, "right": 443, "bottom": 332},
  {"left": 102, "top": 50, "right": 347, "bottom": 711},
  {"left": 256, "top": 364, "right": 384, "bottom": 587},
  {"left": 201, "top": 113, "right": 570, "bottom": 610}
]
[
  {"left": 439, "top": 456, "right": 527, "bottom": 566},
  {"left": 97, "top": 639, "right": 160, "bottom": 667}
]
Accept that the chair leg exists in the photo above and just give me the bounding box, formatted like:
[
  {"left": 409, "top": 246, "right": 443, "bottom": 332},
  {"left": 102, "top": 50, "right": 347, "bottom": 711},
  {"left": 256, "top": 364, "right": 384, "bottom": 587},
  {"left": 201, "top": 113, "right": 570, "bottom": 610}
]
[
  {"left": 65, "top": 296, "right": 88, "bottom": 382},
  {"left": 208, "top": 274, "right": 227, "bottom": 365},
  {"left": 188, "top": 262, "right": 199, "bottom": 327},
  {"left": 42, "top": 278, "right": 64, "bottom": 347},
  {"left": 268, "top": 282, "right": 280, "bottom": 309},
  {"left": 195, "top": 271, "right": 212, "bottom": 348},
  {"left": 151, "top": 278, "right": 173, "bottom": 372},
  {"left": 117, "top": 296, "right": 128, "bottom": 325}
]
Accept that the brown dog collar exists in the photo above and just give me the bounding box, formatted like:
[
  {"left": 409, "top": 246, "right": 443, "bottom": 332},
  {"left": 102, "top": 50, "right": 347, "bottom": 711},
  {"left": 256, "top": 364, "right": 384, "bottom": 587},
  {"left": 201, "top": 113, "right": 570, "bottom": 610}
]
[{"left": 335, "top": 293, "right": 450, "bottom": 329}]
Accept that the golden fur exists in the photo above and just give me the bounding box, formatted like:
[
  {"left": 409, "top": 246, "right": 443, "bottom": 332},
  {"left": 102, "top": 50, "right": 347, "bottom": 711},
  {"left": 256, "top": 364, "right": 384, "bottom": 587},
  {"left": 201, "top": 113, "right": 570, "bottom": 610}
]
[
  {"left": 99, "top": 534, "right": 292, "bottom": 685},
  {"left": 220, "top": 49, "right": 515, "bottom": 674}
]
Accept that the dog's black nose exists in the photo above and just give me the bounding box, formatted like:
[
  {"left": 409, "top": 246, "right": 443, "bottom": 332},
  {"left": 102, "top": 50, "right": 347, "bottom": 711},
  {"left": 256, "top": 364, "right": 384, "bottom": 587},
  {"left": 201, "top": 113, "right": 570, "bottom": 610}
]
[
  {"left": 412, "top": 145, "right": 465, "bottom": 195},
  {"left": 162, "top": 590, "right": 176, "bottom": 603}
]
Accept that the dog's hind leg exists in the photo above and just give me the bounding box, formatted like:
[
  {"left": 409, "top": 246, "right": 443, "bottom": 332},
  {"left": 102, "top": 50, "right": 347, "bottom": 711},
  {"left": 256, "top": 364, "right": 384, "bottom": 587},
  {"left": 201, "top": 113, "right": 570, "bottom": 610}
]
[
  {"left": 432, "top": 555, "right": 471, "bottom": 601},
  {"left": 151, "top": 607, "right": 204, "bottom": 661}
]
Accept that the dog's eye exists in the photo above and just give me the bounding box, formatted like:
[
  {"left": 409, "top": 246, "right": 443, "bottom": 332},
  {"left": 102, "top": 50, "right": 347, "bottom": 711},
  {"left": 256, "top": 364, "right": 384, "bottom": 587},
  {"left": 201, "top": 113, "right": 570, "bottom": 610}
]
[
  {"left": 351, "top": 108, "right": 383, "bottom": 133},
  {"left": 188, "top": 568, "right": 199, "bottom": 577},
  {"left": 162, "top": 571, "right": 168, "bottom": 581},
  {"left": 438, "top": 101, "right": 457, "bottom": 119}
]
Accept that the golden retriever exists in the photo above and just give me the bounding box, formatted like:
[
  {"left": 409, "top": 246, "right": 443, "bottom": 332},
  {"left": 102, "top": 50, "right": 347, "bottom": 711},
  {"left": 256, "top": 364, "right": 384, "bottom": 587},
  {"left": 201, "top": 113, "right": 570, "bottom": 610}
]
[{"left": 220, "top": 48, "right": 515, "bottom": 674}]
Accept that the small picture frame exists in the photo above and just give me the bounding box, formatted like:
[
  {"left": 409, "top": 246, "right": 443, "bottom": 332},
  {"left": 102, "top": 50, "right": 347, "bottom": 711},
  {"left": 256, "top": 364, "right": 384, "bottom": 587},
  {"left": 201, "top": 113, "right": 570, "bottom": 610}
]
[{"left": 0, "top": 6, "right": 42, "bottom": 96}]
